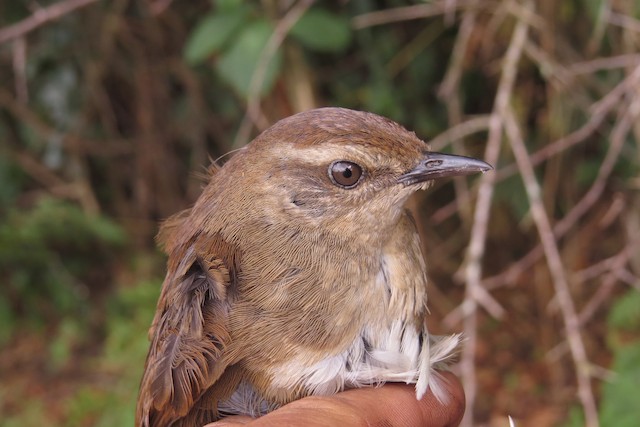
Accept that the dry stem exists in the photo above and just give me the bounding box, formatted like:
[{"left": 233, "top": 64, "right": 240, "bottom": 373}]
[
  {"left": 504, "top": 106, "right": 600, "bottom": 427},
  {"left": 0, "top": 0, "right": 99, "bottom": 44},
  {"left": 233, "top": 0, "right": 315, "bottom": 148},
  {"left": 459, "top": 3, "right": 532, "bottom": 425}
]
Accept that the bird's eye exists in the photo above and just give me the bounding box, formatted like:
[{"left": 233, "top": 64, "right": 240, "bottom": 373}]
[{"left": 329, "top": 161, "right": 363, "bottom": 188}]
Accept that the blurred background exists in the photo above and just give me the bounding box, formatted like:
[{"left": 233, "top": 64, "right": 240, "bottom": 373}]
[{"left": 0, "top": 0, "right": 639, "bottom": 426}]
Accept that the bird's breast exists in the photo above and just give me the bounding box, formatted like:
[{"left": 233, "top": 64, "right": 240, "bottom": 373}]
[
  {"left": 223, "top": 212, "right": 430, "bottom": 403},
  {"left": 261, "top": 220, "right": 429, "bottom": 397}
]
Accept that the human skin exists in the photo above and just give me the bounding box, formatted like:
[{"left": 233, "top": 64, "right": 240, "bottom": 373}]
[{"left": 206, "top": 371, "right": 465, "bottom": 427}]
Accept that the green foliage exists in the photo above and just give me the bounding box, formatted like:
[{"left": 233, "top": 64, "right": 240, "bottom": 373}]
[
  {"left": 290, "top": 8, "right": 352, "bottom": 52},
  {"left": 1, "top": 0, "right": 638, "bottom": 425},
  {"left": 563, "top": 405, "right": 585, "bottom": 427},
  {"left": 0, "top": 152, "right": 25, "bottom": 206},
  {"left": 60, "top": 280, "right": 161, "bottom": 427},
  {"left": 183, "top": 2, "right": 290, "bottom": 97},
  {"left": 575, "top": 157, "right": 603, "bottom": 188},
  {"left": 184, "top": 4, "right": 352, "bottom": 97},
  {"left": 0, "top": 398, "right": 47, "bottom": 427},
  {"left": 600, "top": 290, "right": 640, "bottom": 427},
  {"left": 608, "top": 290, "right": 640, "bottom": 332},
  {"left": 495, "top": 173, "right": 531, "bottom": 223},
  {"left": 602, "top": 287, "right": 640, "bottom": 427},
  {"left": 69, "top": 280, "right": 159, "bottom": 427},
  {"left": 216, "top": 19, "right": 282, "bottom": 97},
  {"left": 183, "top": 6, "right": 249, "bottom": 65},
  {"left": 600, "top": 343, "right": 640, "bottom": 427},
  {"left": 0, "top": 280, "right": 160, "bottom": 427},
  {"left": 0, "top": 198, "right": 126, "bottom": 341},
  {"left": 103, "top": 280, "right": 161, "bottom": 366},
  {"left": 562, "top": 291, "right": 640, "bottom": 427},
  {"left": 49, "top": 317, "right": 84, "bottom": 370}
]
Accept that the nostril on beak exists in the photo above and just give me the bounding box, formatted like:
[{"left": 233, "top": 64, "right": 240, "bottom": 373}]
[{"left": 425, "top": 160, "right": 443, "bottom": 168}]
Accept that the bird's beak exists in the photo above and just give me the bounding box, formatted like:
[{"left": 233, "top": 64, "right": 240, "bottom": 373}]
[{"left": 398, "top": 152, "right": 493, "bottom": 185}]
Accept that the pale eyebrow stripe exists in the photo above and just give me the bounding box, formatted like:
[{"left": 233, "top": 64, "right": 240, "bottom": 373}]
[{"left": 270, "top": 143, "right": 368, "bottom": 164}]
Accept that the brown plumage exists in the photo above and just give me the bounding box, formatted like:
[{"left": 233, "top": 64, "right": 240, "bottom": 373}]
[{"left": 136, "top": 108, "right": 491, "bottom": 426}]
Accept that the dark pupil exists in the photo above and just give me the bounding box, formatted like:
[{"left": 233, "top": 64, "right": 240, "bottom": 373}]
[{"left": 331, "top": 161, "right": 362, "bottom": 188}]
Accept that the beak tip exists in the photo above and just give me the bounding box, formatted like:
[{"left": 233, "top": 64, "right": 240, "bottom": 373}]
[{"left": 481, "top": 162, "right": 494, "bottom": 172}]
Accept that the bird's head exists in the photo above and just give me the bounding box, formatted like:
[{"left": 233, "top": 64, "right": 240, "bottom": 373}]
[{"left": 218, "top": 108, "right": 491, "bottom": 239}]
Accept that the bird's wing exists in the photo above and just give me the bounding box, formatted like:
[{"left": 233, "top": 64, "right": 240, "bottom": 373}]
[{"left": 136, "top": 231, "right": 241, "bottom": 427}]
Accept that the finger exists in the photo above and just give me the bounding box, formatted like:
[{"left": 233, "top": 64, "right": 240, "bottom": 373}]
[
  {"left": 333, "top": 372, "right": 465, "bottom": 427},
  {"left": 207, "top": 415, "right": 253, "bottom": 426},
  {"left": 206, "top": 372, "right": 465, "bottom": 427}
]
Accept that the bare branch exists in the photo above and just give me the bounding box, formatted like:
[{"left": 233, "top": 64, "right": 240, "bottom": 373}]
[
  {"left": 438, "top": 0, "right": 479, "bottom": 101},
  {"left": 0, "top": 88, "right": 132, "bottom": 157},
  {"left": 504, "top": 107, "right": 600, "bottom": 427},
  {"left": 148, "top": 0, "right": 174, "bottom": 16},
  {"left": 428, "top": 115, "right": 491, "bottom": 151},
  {"left": 351, "top": 0, "right": 479, "bottom": 29},
  {"left": 12, "top": 37, "right": 28, "bottom": 103},
  {"left": 438, "top": 2, "right": 480, "bottom": 222},
  {"left": 572, "top": 244, "right": 633, "bottom": 285},
  {"left": 460, "top": 3, "right": 531, "bottom": 425},
  {"left": 0, "top": 0, "right": 99, "bottom": 45},
  {"left": 608, "top": 11, "right": 640, "bottom": 33},
  {"left": 497, "top": 64, "right": 640, "bottom": 181},
  {"left": 484, "top": 93, "right": 636, "bottom": 291},
  {"left": 568, "top": 54, "right": 640, "bottom": 75}
]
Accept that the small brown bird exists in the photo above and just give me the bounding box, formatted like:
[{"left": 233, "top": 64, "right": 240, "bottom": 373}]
[{"left": 136, "top": 107, "right": 491, "bottom": 427}]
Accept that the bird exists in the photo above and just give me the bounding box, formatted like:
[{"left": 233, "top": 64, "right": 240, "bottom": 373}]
[{"left": 136, "top": 107, "right": 492, "bottom": 427}]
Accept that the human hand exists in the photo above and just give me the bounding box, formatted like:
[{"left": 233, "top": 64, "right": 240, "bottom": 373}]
[{"left": 206, "top": 371, "right": 465, "bottom": 427}]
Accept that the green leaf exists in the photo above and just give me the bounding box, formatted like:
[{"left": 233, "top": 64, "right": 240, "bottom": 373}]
[
  {"left": 608, "top": 290, "right": 640, "bottom": 331},
  {"left": 216, "top": 0, "right": 243, "bottom": 12},
  {"left": 216, "top": 20, "right": 282, "bottom": 97},
  {"left": 599, "top": 344, "right": 640, "bottom": 427},
  {"left": 184, "top": 7, "right": 248, "bottom": 65},
  {"left": 496, "top": 174, "right": 530, "bottom": 222},
  {"left": 290, "top": 9, "right": 351, "bottom": 52}
]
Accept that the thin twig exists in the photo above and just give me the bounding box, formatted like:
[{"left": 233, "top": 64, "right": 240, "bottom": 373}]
[
  {"left": 437, "top": 2, "right": 479, "bottom": 222},
  {"left": 351, "top": 0, "right": 479, "bottom": 29},
  {"left": 459, "top": 3, "right": 531, "bottom": 425},
  {"left": 438, "top": 0, "right": 479, "bottom": 101},
  {"left": 618, "top": 270, "right": 640, "bottom": 289},
  {"left": 586, "top": 0, "right": 609, "bottom": 53},
  {"left": 12, "top": 37, "right": 28, "bottom": 104},
  {"left": 444, "top": 0, "right": 458, "bottom": 25},
  {"left": 484, "top": 96, "right": 636, "bottom": 290},
  {"left": 428, "top": 115, "right": 491, "bottom": 151},
  {"left": 523, "top": 40, "right": 574, "bottom": 89},
  {"left": 578, "top": 271, "right": 621, "bottom": 327},
  {"left": 431, "top": 76, "right": 620, "bottom": 226},
  {"left": 504, "top": 106, "right": 599, "bottom": 427},
  {"left": 572, "top": 245, "right": 633, "bottom": 285},
  {"left": 148, "top": 0, "right": 174, "bottom": 16},
  {"left": 592, "top": 63, "right": 640, "bottom": 115},
  {"left": 233, "top": 0, "right": 315, "bottom": 148},
  {"left": 608, "top": 11, "right": 640, "bottom": 33},
  {"left": 555, "top": 104, "right": 636, "bottom": 238},
  {"left": 442, "top": 67, "right": 640, "bottom": 275},
  {"left": 0, "top": 0, "right": 99, "bottom": 44},
  {"left": 567, "top": 54, "right": 640, "bottom": 76},
  {"left": 492, "top": 64, "right": 640, "bottom": 184},
  {"left": 0, "top": 88, "right": 132, "bottom": 157},
  {"left": 598, "top": 192, "right": 626, "bottom": 228}
]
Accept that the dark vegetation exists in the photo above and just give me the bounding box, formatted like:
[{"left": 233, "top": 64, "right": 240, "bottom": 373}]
[{"left": 0, "top": 1, "right": 638, "bottom": 426}]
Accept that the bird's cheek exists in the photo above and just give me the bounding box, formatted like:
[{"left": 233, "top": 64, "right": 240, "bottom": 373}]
[
  {"left": 383, "top": 185, "right": 426, "bottom": 211},
  {"left": 284, "top": 195, "right": 332, "bottom": 224}
]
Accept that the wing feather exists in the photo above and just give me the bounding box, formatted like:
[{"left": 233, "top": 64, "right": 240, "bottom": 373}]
[{"left": 136, "top": 229, "right": 241, "bottom": 427}]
